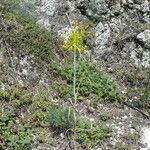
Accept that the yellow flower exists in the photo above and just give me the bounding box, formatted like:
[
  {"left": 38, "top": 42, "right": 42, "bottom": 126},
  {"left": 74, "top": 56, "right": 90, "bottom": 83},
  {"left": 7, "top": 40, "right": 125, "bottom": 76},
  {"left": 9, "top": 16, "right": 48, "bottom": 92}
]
[{"left": 62, "top": 21, "right": 91, "bottom": 51}]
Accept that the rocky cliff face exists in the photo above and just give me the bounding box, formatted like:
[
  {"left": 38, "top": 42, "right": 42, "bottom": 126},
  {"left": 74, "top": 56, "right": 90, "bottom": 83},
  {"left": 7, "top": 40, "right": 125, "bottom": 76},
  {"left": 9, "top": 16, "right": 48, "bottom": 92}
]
[
  {"left": 17, "top": 0, "right": 150, "bottom": 68},
  {"left": 0, "top": 0, "right": 150, "bottom": 150}
]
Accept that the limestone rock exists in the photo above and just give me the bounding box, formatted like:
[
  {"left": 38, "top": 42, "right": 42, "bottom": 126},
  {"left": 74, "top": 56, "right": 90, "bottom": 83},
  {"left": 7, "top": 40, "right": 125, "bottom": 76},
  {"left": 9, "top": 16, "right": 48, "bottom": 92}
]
[
  {"left": 77, "top": 0, "right": 108, "bottom": 21},
  {"left": 137, "top": 30, "right": 150, "bottom": 49}
]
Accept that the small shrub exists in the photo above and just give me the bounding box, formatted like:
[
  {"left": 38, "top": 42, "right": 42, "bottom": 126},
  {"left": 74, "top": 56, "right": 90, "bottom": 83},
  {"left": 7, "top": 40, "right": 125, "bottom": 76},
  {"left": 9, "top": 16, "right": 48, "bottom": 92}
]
[
  {"left": 136, "top": 84, "right": 150, "bottom": 109},
  {"left": 76, "top": 124, "right": 112, "bottom": 148},
  {"left": 52, "top": 80, "right": 72, "bottom": 99},
  {"left": 31, "top": 90, "right": 51, "bottom": 111},
  {"left": 75, "top": 116, "right": 112, "bottom": 148},
  {"left": 0, "top": 89, "right": 9, "bottom": 101},
  {"left": 99, "top": 113, "right": 111, "bottom": 121},
  {"left": 36, "top": 127, "right": 55, "bottom": 145},
  {"left": 47, "top": 105, "right": 74, "bottom": 131},
  {"left": 115, "top": 143, "right": 132, "bottom": 150},
  {"left": 47, "top": 105, "right": 112, "bottom": 148},
  {"left": 31, "top": 110, "right": 47, "bottom": 126},
  {"left": 0, "top": 87, "right": 32, "bottom": 108},
  {"left": 29, "top": 90, "right": 53, "bottom": 126},
  {"left": 50, "top": 59, "right": 122, "bottom": 103}
]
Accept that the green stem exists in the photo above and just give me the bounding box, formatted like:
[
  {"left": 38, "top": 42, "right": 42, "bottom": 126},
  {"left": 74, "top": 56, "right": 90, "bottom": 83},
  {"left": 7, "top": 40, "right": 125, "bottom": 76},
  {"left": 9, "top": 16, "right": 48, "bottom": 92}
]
[{"left": 73, "top": 49, "right": 77, "bottom": 105}]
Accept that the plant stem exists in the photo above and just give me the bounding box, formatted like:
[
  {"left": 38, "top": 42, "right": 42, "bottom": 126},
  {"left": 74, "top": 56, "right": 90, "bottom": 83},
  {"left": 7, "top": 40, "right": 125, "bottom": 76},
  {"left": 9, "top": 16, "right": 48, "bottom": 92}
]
[
  {"left": 73, "top": 49, "right": 77, "bottom": 105},
  {"left": 66, "top": 12, "right": 77, "bottom": 149}
]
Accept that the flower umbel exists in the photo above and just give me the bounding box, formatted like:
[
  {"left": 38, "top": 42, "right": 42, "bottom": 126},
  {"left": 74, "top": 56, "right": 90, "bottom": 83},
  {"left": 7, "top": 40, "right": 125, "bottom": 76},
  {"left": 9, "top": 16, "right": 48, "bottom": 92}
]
[{"left": 62, "top": 22, "right": 91, "bottom": 51}]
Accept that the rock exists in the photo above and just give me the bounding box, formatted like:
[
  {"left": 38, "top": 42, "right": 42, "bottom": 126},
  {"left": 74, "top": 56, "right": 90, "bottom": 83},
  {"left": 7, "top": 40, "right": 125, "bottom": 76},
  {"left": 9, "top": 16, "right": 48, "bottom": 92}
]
[
  {"left": 143, "top": 14, "right": 150, "bottom": 23},
  {"left": 17, "top": 0, "right": 58, "bottom": 31},
  {"left": 134, "top": 0, "right": 145, "bottom": 5},
  {"left": 137, "top": 30, "right": 150, "bottom": 49},
  {"left": 33, "top": 143, "right": 54, "bottom": 150},
  {"left": 140, "top": 127, "right": 150, "bottom": 150},
  {"left": 140, "top": 0, "right": 150, "bottom": 13},
  {"left": 94, "top": 22, "right": 111, "bottom": 57},
  {"left": 77, "top": 0, "right": 108, "bottom": 21}
]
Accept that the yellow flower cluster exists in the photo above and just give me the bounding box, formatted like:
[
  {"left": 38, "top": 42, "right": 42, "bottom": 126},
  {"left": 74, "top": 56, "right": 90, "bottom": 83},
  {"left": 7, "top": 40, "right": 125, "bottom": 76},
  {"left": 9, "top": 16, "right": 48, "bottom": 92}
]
[{"left": 62, "top": 22, "right": 91, "bottom": 51}]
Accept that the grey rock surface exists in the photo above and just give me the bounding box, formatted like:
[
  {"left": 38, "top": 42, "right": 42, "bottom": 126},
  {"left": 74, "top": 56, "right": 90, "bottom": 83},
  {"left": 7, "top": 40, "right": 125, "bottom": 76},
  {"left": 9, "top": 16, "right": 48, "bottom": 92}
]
[
  {"left": 137, "top": 30, "right": 150, "bottom": 49},
  {"left": 77, "top": 0, "right": 108, "bottom": 22}
]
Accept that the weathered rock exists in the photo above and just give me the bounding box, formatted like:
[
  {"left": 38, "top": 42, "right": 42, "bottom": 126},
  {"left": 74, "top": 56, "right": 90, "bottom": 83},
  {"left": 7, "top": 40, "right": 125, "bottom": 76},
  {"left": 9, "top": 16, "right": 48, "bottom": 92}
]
[
  {"left": 137, "top": 30, "right": 150, "bottom": 49},
  {"left": 32, "top": 143, "right": 53, "bottom": 150},
  {"left": 77, "top": 0, "right": 108, "bottom": 22},
  {"left": 94, "top": 22, "right": 111, "bottom": 57},
  {"left": 140, "top": 0, "right": 150, "bottom": 13},
  {"left": 140, "top": 127, "right": 150, "bottom": 150},
  {"left": 17, "top": 0, "right": 58, "bottom": 31}
]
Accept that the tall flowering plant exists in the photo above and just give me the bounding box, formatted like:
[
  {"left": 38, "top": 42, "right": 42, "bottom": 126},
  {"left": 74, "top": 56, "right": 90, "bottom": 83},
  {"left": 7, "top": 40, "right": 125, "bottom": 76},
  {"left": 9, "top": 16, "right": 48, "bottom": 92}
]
[{"left": 61, "top": 17, "right": 91, "bottom": 147}]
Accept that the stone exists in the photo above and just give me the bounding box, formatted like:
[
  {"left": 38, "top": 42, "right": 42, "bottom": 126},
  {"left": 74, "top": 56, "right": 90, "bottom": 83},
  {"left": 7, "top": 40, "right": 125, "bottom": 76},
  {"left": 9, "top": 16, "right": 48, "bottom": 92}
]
[
  {"left": 140, "top": 127, "right": 150, "bottom": 150},
  {"left": 77, "top": 0, "right": 108, "bottom": 21},
  {"left": 94, "top": 22, "right": 111, "bottom": 52},
  {"left": 140, "top": 0, "right": 150, "bottom": 13},
  {"left": 137, "top": 30, "right": 150, "bottom": 49}
]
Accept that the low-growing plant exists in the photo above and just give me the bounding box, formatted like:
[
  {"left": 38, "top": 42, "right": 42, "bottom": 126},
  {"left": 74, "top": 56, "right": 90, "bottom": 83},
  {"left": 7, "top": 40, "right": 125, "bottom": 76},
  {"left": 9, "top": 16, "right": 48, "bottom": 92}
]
[
  {"left": 31, "top": 90, "right": 51, "bottom": 111},
  {"left": 47, "top": 105, "right": 74, "bottom": 131},
  {"left": 75, "top": 116, "right": 112, "bottom": 148},
  {"left": 35, "top": 127, "right": 55, "bottom": 145},
  {"left": 50, "top": 59, "right": 122, "bottom": 103},
  {"left": 0, "top": 87, "right": 32, "bottom": 108},
  {"left": 76, "top": 124, "right": 112, "bottom": 148},
  {"left": 47, "top": 105, "right": 112, "bottom": 148},
  {"left": 115, "top": 143, "right": 133, "bottom": 150},
  {"left": 31, "top": 110, "right": 47, "bottom": 126},
  {"left": 0, "top": 110, "right": 33, "bottom": 150},
  {"left": 52, "top": 80, "right": 72, "bottom": 99},
  {"left": 99, "top": 113, "right": 111, "bottom": 121},
  {"left": 134, "top": 70, "right": 150, "bottom": 110}
]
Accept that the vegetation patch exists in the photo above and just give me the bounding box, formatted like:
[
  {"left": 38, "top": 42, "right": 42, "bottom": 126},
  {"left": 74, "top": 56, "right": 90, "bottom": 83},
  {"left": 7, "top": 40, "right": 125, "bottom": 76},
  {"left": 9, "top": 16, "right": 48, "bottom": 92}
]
[
  {"left": 49, "top": 59, "right": 123, "bottom": 103},
  {"left": 99, "top": 113, "right": 111, "bottom": 121},
  {"left": 0, "top": 110, "right": 33, "bottom": 150},
  {"left": 1, "top": 0, "right": 58, "bottom": 63},
  {"left": 135, "top": 83, "right": 150, "bottom": 111},
  {"left": 76, "top": 116, "right": 112, "bottom": 148},
  {"left": 47, "top": 105, "right": 74, "bottom": 131},
  {"left": 125, "top": 69, "right": 150, "bottom": 112},
  {"left": 47, "top": 105, "right": 112, "bottom": 148},
  {"left": 0, "top": 86, "right": 54, "bottom": 149}
]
